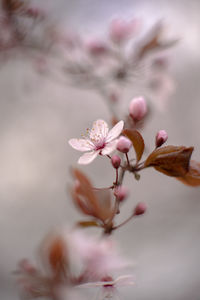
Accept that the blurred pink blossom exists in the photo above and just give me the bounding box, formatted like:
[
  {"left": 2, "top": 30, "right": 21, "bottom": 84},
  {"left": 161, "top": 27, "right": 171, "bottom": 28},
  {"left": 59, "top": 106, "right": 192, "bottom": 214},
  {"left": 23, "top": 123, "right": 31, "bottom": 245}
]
[
  {"left": 85, "top": 38, "right": 108, "bottom": 56},
  {"left": 109, "top": 18, "right": 140, "bottom": 43},
  {"left": 16, "top": 230, "right": 132, "bottom": 299}
]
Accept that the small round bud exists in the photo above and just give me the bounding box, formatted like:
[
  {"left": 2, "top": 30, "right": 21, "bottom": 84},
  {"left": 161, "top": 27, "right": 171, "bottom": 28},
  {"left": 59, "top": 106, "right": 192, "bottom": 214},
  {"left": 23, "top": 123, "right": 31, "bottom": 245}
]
[
  {"left": 109, "top": 18, "right": 139, "bottom": 43},
  {"left": 26, "top": 7, "right": 45, "bottom": 19},
  {"left": 19, "top": 259, "right": 36, "bottom": 274},
  {"left": 114, "top": 186, "right": 129, "bottom": 202},
  {"left": 134, "top": 202, "right": 147, "bottom": 216},
  {"left": 117, "top": 136, "right": 132, "bottom": 153},
  {"left": 109, "top": 91, "right": 119, "bottom": 103},
  {"left": 85, "top": 39, "right": 108, "bottom": 56},
  {"left": 153, "top": 56, "right": 168, "bottom": 70},
  {"left": 111, "top": 155, "right": 121, "bottom": 169},
  {"left": 155, "top": 130, "right": 168, "bottom": 148},
  {"left": 129, "top": 96, "right": 147, "bottom": 122}
]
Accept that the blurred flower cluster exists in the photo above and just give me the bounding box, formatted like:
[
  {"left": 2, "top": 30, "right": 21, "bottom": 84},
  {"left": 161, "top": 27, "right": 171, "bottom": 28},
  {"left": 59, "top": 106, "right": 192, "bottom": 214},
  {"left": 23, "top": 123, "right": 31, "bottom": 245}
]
[
  {"left": 0, "top": 1, "right": 176, "bottom": 113},
  {"left": 16, "top": 230, "right": 133, "bottom": 300},
  {"left": 41, "top": 18, "right": 176, "bottom": 115},
  {"left": 0, "top": 0, "right": 55, "bottom": 63}
]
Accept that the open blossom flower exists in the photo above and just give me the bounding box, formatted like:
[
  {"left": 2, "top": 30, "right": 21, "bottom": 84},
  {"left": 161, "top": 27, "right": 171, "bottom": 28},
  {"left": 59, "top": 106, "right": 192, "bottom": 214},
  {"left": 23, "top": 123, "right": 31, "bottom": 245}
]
[
  {"left": 15, "top": 229, "right": 132, "bottom": 299},
  {"left": 78, "top": 275, "right": 134, "bottom": 300},
  {"left": 69, "top": 119, "right": 124, "bottom": 164},
  {"left": 69, "top": 231, "right": 130, "bottom": 281}
]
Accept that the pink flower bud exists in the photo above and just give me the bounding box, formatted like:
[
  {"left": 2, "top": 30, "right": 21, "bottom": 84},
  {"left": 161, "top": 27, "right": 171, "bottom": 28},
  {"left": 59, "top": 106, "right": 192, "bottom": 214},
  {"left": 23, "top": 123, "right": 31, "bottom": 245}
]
[
  {"left": 26, "top": 8, "right": 45, "bottom": 19},
  {"left": 134, "top": 202, "right": 147, "bottom": 216},
  {"left": 153, "top": 56, "right": 169, "bottom": 70},
  {"left": 19, "top": 259, "right": 36, "bottom": 274},
  {"left": 129, "top": 97, "right": 147, "bottom": 121},
  {"left": 114, "top": 186, "right": 128, "bottom": 202},
  {"left": 34, "top": 57, "right": 47, "bottom": 74},
  {"left": 109, "top": 91, "right": 119, "bottom": 103},
  {"left": 111, "top": 155, "right": 121, "bottom": 169},
  {"left": 109, "top": 18, "right": 139, "bottom": 43},
  {"left": 155, "top": 130, "right": 168, "bottom": 148},
  {"left": 117, "top": 136, "right": 132, "bottom": 153},
  {"left": 86, "top": 39, "right": 108, "bottom": 56}
]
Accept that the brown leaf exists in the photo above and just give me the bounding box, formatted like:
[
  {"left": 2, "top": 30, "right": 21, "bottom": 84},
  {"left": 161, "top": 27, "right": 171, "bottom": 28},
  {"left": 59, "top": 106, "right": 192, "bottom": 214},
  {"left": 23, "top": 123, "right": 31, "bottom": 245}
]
[
  {"left": 93, "top": 189, "right": 114, "bottom": 221},
  {"left": 138, "top": 24, "right": 162, "bottom": 59},
  {"left": 2, "top": 0, "right": 25, "bottom": 12},
  {"left": 47, "top": 236, "right": 68, "bottom": 278},
  {"left": 76, "top": 221, "right": 100, "bottom": 228},
  {"left": 71, "top": 191, "right": 94, "bottom": 216},
  {"left": 124, "top": 129, "right": 145, "bottom": 162},
  {"left": 145, "top": 145, "right": 194, "bottom": 177},
  {"left": 177, "top": 160, "right": 200, "bottom": 186},
  {"left": 72, "top": 169, "right": 100, "bottom": 216},
  {"left": 137, "top": 22, "right": 178, "bottom": 59},
  {"left": 72, "top": 169, "right": 114, "bottom": 222}
]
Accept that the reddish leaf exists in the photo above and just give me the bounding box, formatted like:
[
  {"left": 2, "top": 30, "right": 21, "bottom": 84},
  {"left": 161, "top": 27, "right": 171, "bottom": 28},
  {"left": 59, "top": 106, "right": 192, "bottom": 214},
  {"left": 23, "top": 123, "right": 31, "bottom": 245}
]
[
  {"left": 72, "top": 169, "right": 114, "bottom": 222},
  {"left": 71, "top": 191, "right": 94, "bottom": 216},
  {"left": 2, "top": 0, "right": 25, "bottom": 12},
  {"left": 177, "top": 160, "right": 200, "bottom": 186},
  {"left": 93, "top": 189, "right": 114, "bottom": 222},
  {"left": 138, "top": 23, "right": 177, "bottom": 59},
  {"left": 124, "top": 129, "right": 145, "bottom": 162},
  {"left": 72, "top": 169, "right": 100, "bottom": 215},
  {"left": 145, "top": 145, "right": 193, "bottom": 177},
  {"left": 47, "top": 236, "right": 68, "bottom": 278}
]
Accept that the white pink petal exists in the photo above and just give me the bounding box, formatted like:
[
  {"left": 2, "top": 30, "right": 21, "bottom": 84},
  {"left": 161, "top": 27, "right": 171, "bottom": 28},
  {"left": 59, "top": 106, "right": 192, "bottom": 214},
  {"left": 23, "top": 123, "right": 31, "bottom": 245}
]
[
  {"left": 78, "top": 151, "right": 99, "bottom": 165},
  {"left": 101, "top": 140, "right": 118, "bottom": 155},
  {"left": 106, "top": 120, "right": 124, "bottom": 142},
  {"left": 69, "top": 138, "right": 94, "bottom": 151}
]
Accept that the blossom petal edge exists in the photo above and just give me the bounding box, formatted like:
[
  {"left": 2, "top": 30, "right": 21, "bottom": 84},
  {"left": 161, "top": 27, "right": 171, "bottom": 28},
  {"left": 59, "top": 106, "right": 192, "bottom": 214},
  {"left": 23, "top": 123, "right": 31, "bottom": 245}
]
[{"left": 106, "top": 120, "right": 124, "bottom": 142}]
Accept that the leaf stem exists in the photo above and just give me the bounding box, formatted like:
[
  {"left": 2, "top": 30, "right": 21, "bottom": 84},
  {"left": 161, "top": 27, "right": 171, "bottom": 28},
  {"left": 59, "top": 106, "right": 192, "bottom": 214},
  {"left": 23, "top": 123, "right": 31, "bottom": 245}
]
[{"left": 125, "top": 153, "right": 130, "bottom": 166}]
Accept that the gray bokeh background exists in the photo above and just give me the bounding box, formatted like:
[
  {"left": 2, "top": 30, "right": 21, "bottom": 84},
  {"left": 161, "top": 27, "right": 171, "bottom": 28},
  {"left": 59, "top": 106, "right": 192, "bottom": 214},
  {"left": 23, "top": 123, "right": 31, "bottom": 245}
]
[{"left": 0, "top": 0, "right": 200, "bottom": 299}]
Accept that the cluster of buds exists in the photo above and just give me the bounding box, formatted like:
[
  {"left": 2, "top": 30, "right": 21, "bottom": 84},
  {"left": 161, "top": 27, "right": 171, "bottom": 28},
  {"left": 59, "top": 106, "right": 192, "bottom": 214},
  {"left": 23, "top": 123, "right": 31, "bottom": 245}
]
[
  {"left": 0, "top": 3, "right": 176, "bottom": 118},
  {"left": 31, "top": 16, "right": 176, "bottom": 118},
  {"left": 0, "top": 0, "right": 52, "bottom": 60}
]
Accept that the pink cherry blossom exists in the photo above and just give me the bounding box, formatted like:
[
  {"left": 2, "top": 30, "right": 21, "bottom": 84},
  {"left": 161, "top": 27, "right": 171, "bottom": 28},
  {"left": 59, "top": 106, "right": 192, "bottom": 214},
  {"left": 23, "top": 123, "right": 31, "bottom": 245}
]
[
  {"left": 69, "top": 119, "right": 124, "bottom": 164},
  {"left": 68, "top": 231, "right": 130, "bottom": 281},
  {"left": 85, "top": 38, "right": 108, "bottom": 56},
  {"left": 109, "top": 18, "right": 140, "bottom": 43},
  {"left": 78, "top": 274, "right": 134, "bottom": 288},
  {"left": 78, "top": 275, "right": 134, "bottom": 300}
]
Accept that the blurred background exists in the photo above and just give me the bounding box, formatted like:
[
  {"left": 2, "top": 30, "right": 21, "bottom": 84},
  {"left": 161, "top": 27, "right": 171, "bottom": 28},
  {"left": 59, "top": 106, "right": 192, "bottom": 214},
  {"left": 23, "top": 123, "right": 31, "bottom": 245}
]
[{"left": 0, "top": 0, "right": 200, "bottom": 299}]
